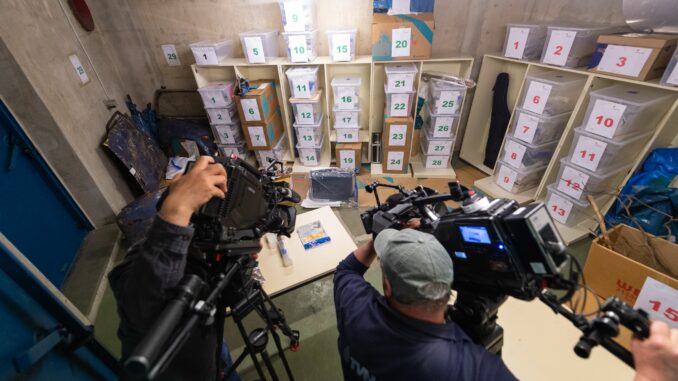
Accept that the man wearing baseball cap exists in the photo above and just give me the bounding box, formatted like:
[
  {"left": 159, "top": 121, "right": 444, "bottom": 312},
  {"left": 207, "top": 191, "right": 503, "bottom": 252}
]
[{"left": 333, "top": 228, "right": 517, "bottom": 381}]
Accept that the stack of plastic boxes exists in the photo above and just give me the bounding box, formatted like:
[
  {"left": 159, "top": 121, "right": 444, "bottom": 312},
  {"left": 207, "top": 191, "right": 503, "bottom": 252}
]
[
  {"left": 545, "top": 84, "right": 673, "bottom": 226},
  {"left": 197, "top": 81, "right": 247, "bottom": 159},
  {"left": 494, "top": 71, "right": 585, "bottom": 194},
  {"left": 421, "top": 78, "right": 467, "bottom": 169},
  {"left": 382, "top": 63, "right": 418, "bottom": 173},
  {"left": 286, "top": 66, "right": 323, "bottom": 167},
  {"left": 332, "top": 76, "right": 362, "bottom": 172},
  {"left": 279, "top": 0, "right": 318, "bottom": 63}
]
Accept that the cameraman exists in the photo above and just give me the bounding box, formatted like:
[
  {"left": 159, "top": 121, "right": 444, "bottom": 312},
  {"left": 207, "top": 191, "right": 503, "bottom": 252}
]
[{"left": 109, "top": 156, "right": 237, "bottom": 381}]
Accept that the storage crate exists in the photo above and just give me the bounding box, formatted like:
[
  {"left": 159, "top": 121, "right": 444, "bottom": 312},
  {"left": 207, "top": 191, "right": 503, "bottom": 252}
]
[
  {"left": 500, "top": 135, "right": 558, "bottom": 169},
  {"left": 660, "top": 49, "right": 678, "bottom": 87},
  {"left": 327, "top": 29, "right": 358, "bottom": 62},
  {"left": 421, "top": 128, "right": 453, "bottom": 155},
  {"left": 205, "top": 104, "right": 238, "bottom": 125},
  {"left": 293, "top": 114, "right": 323, "bottom": 147},
  {"left": 282, "top": 29, "right": 319, "bottom": 63},
  {"left": 567, "top": 127, "right": 653, "bottom": 173},
  {"left": 211, "top": 123, "right": 243, "bottom": 145},
  {"left": 545, "top": 184, "right": 596, "bottom": 226},
  {"left": 424, "top": 103, "right": 460, "bottom": 139},
  {"left": 520, "top": 71, "right": 586, "bottom": 115},
  {"left": 285, "top": 66, "right": 320, "bottom": 98},
  {"left": 384, "top": 85, "right": 415, "bottom": 118},
  {"left": 239, "top": 31, "right": 279, "bottom": 64},
  {"left": 334, "top": 108, "right": 360, "bottom": 128},
  {"left": 540, "top": 25, "right": 628, "bottom": 68},
  {"left": 494, "top": 159, "right": 547, "bottom": 193},
  {"left": 555, "top": 157, "right": 633, "bottom": 202},
  {"left": 255, "top": 136, "right": 288, "bottom": 167},
  {"left": 290, "top": 90, "right": 323, "bottom": 125},
  {"left": 198, "top": 82, "right": 235, "bottom": 108},
  {"left": 428, "top": 78, "right": 466, "bottom": 115},
  {"left": 297, "top": 135, "right": 324, "bottom": 166},
  {"left": 384, "top": 63, "right": 418, "bottom": 92},
  {"left": 331, "top": 76, "right": 361, "bottom": 110},
  {"left": 510, "top": 107, "right": 570, "bottom": 145},
  {"left": 189, "top": 39, "right": 234, "bottom": 65},
  {"left": 335, "top": 126, "right": 360, "bottom": 143},
  {"left": 503, "top": 24, "right": 547, "bottom": 60}
]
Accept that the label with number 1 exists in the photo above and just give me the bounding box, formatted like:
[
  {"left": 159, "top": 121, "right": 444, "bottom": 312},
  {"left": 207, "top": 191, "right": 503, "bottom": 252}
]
[{"left": 505, "top": 27, "right": 529, "bottom": 59}]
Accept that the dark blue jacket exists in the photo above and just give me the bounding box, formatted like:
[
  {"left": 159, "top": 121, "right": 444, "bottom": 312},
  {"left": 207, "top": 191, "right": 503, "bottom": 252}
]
[{"left": 333, "top": 253, "right": 518, "bottom": 381}]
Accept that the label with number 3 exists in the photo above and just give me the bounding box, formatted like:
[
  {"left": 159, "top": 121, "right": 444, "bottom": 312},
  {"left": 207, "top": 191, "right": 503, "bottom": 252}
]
[{"left": 597, "top": 45, "right": 652, "bottom": 78}]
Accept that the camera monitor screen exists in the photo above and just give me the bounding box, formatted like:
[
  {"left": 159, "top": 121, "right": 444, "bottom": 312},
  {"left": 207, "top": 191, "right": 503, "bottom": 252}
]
[{"left": 459, "top": 225, "right": 492, "bottom": 244}]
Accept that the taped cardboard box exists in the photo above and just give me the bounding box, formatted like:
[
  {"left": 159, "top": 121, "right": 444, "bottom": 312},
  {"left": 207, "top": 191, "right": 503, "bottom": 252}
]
[
  {"left": 382, "top": 146, "right": 411, "bottom": 174},
  {"left": 235, "top": 80, "right": 280, "bottom": 124},
  {"left": 242, "top": 108, "right": 284, "bottom": 150},
  {"left": 589, "top": 34, "right": 678, "bottom": 81},
  {"left": 336, "top": 143, "right": 362, "bottom": 172},
  {"left": 383, "top": 116, "right": 414, "bottom": 150},
  {"left": 372, "top": 13, "right": 434, "bottom": 61}
]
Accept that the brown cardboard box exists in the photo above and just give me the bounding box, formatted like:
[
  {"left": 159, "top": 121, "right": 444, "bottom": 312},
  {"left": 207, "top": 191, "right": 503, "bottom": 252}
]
[
  {"left": 235, "top": 80, "right": 280, "bottom": 123},
  {"left": 372, "top": 13, "right": 434, "bottom": 61},
  {"left": 383, "top": 117, "right": 414, "bottom": 150},
  {"left": 242, "top": 108, "right": 284, "bottom": 150},
  {"left": 382, "top": 146, "right": 411, "bottom": 174},
  {"left": 589, "top": 34, "right": 678, "bottom": 80},
  {"left": 336, "top": 143, "right": 362, "bottom": 172}
]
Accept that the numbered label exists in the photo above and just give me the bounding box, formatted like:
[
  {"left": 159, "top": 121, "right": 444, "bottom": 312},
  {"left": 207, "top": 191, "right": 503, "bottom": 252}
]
[
  {"left": 68, "top": 54, "right": 89, "bottom": 84},
  {"left": 244, "top": 37, "right": 266, "bottom": 64},
  {"left": 240, "top": 99, "right": 261, "bottom": 122},
  {"left": 337, "top": 87, "right": 358, "bottom": 110},
  {"left": 502, "top": 140, "right": 528, "bottom": 168},
  {"left": 332, "top": 33, "right": 352, "bottom": 61},
  {"left": 557, "top": 166, "right": 589, "bottom": 199},
  {"left": 513, "top": 111, "right": 540, "bottom": 143},
  {"left": 547, "top": 191, "right": 574, "bottom": 224},
  {"left": 336, "top": 128, "right": 358, "bottom": 142},
  {"left": 192, "top": 47, "right": 218, "bottom": 65},
  {"left": 335, "top": 111, "right": 357, "bottom": 128},
  {"left": 435, "top": 91, "right": 459, "bottom": 114},
  {"left": 432, "top": 116, "right": 454, "bottom": 138},
  {"left": 388, "top": 124, "right": 408, "bottom": 146},
  {"left": 386, "top": 151, "right": 405, "bottom": 171},
  {"left": 293, "top": 78, "right": 311, "bottom": 98},
  {"left": 390, "top": 93, "right": 409, "bottom": 117},
  {"left": 339, "top": 150, "right": 356, "bottom": 170},
  {"left": 570, "top": 135, "right": 607, "bottom": 171},
  {"left": 162, "top": 44, "right": 181, "bottom": 66},
  {"left": 584, "top": 99, "right": 627, "bottom": 139},
  {"left": 666, "top": 64, "right": 678, "bottom": 86},
  {"left": 300, "top": 148, "right": 318, "bottom": 166},
  {"left": 542, "top": 30, "right": 576, "bottom": 66},
  {"left": 425, "top": 140, "right": 452, "bottom": 155},
  {"left": 248, "top": 126, "right": 266, "bottom": 147},
  {"left": 296, "top": 104, "right": 314, "bottom": 124},
  {"left": 283, "top": 1, "right": 305, "bottom": 31},
  {"left": 297, "top": 127, "right": 316, "bottom": 146},
  {"left": 496, "top": 164, "right": 518, "bottom": 192},
  {"left": 207, "top": 108, "right": 233, "bottom": 124},
  {"left": 523, "top": 81, "right": 553, "bottom": 114},
  {"left": 426, "top": 156, "right": 447, "bottom": 169},
  {"left": 597, "top": 45, "right": 652, "bottom": 78},
  {"left": 634, "top": 278, "right": 678, "bottom": 328},
  {"left": 504, "top": 27, "right": 530, "bottom": 59},
  {"left": 289, "top": 35, "right": 309, "bottom": 62},
  {"left": 391, "top": 28, "right": 412, "bottom": 57},
  {"left": 387, "top": 74, "right": 410, "bottom": 92}
]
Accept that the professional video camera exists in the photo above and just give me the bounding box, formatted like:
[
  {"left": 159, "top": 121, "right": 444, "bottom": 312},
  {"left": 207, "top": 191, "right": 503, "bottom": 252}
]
[
  {"left": 361, "top": 181, "right": 650, "bottom": 368},
  {"left": 125, "top": 157, "right": 301, "bottom": 381}
]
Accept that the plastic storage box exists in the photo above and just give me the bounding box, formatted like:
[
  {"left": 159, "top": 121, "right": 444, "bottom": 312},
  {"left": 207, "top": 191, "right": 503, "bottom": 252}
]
[
  {"left": 189, "top": 39, "right": 234, "bottom": 65},
  {"left": 290, "top": 90, "right": 323, "bottom": 125},
  {"left": 334, "top": 108, "right": 360, "bottom": 128},
  {"left": 540, "top": 26, "right": 628, "bottom": 68},
  {"left": 503, "top": 24, "right": 547, "bottom": 60},
  {"left": 567, "top": 126, "right": 653, "bottom": 173},
  {"left": 520, "top": 71, "right": 586, "bottom": 115},
  {"left": 282, "top": 30, "right": 319, "bottom": 63},
  {"left": 582, "top": 84, "right": 674, "bottom": 140},
  {"left": 285, "top": 67, "right": 320, "bottom": 98},
  {"left": 384, "top": 63, "right": 418, "bottom": 92},
  {"left": 494, "top": 160, "right": 547, "bottom": 193},
  {"left": 293, "top": 113, "right": 324, "bottom": 147},
  {"left": 555, "top": 157, "right": 633, "bottom": 202},
  {"left": 421, "top": 127, "right": 454, "bottom": 155},
  {"left": 425, "top": 103, "right": 460, "bottom": 139},
  {"left": 255, "top": 136, "right": 288, "bottom": 167},
  {"left": 335, "top": 126, "right": 360, "bottom": 143},
  {"left": 545, "top": 184, "right": 595, "bottom": 226},
  {"left": 217, "top": 144, "right": 249, "bottom": 159},
  {"left": 205, "top": 105, "right": 238, "bottom": 125},
  {"left": 500, "top": 135, "right": 558, "bottom": 169},
  {"left": 660, "top": 49, "right": 678, "bottom": 87},
  {"left": 327, "top": 29, "right": 358, "bottom": 62},
  {"left": 331, "top": 76, "right": 361, "bottom": 110},
  {"left": 384, "top": 85, "right": 415, "bottom": 118},
  {"left": 428, "top": 78, "right": 466, "bottom": 115},
  {"left": 198, "top": 82, "right": 235, "bottom": 108},
  {"left": 297, "top": 135, "right": 324, "bottom": 166},
  {"left": 239, "top": 31, "right": 279, "bottom": 64},
  {"left": 419, "top": 142, "right": 452, "bottom": 169},
  {"left": 510, "top": 107, "right": 571, "bottom": 145},
  {"left": 278, "top": 0, "right": 316, "bottom": 32},
  {"left": 211, "top": 123, "right": 244, "bottom": 145}
]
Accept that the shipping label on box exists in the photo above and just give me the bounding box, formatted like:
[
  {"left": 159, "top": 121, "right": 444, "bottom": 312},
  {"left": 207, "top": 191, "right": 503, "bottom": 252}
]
[
  {"left": 589, "top": 34, "right": 678, "bottom": 80},
  {"left": 383, "top": 116, "right": 413, "bottom": 149},
  {"left": 243, "top": 109, "right": 284, "bottom": 150},
  {"left": 336, "top": 143, "right": 362, "bottom": 172},
  {"left": 235, "top": 80, "right": 279, "bottom": 123},
  {"left": 382, "top": 147, "right": 410, "bottom": 173},
  {"left": 372, "top": 13, "right": 434, "bottom": 61}
]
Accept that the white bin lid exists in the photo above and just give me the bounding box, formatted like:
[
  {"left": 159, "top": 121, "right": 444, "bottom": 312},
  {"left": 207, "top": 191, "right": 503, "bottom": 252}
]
[
  {"left": 285, "top": 66, "right": 319, "bottom": 77},
  {"left": 589, "top": 84, "right": 674, "bottom": 107},
  {"left": 331, "top": 76, "right": 361, "bottom": 87},
  {"left": 384, "top": 63, "right": 418, "bottom": 75},
  {"left": 189, "top": 39, "right": 233, "bottom": 48},
  {"left": 198, "top": 81, "right": 234, "bottom": 91},
  {"left": 326, "top": 28, "right": 358, "bottom": 36},
  {"left": 527, "top": 71, "right": 586, "bottom": 85},
  {"left": 289, "top": 89, "right": 323, "bottom": 103},
  {"left": 239, "top": 30, "right": 278, "bottom": 38},
  {"left": 282, "top": 29, "right": 318, "bottom": 37}
]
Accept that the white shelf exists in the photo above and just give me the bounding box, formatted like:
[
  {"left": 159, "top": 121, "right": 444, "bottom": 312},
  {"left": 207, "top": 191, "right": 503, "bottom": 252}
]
[
  {"left": 474, "top": 176, "right": 537, "bottom": 205},
  {"left": 409, "top": 155, "right": 457, "bottom": 179}
]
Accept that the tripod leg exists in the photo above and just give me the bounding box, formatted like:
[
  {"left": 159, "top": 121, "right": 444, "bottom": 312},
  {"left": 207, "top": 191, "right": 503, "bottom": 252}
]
[
  {"left": 269, "top": 328, "right": 295, "bottom": 381},
  {"left": 260, "top": 350, "right": 280, "bottom": 381},
  {"left": 224, "top": 350, "right": 248, "bottom": 380},
  {"left": 235, "top": 318, "right": 267, "bottom": 381}
]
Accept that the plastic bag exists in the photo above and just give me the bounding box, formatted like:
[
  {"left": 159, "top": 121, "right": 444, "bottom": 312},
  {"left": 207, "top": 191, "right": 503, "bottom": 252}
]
[{"left": 302, "top": 168, "right": 358, "bottom": 208}]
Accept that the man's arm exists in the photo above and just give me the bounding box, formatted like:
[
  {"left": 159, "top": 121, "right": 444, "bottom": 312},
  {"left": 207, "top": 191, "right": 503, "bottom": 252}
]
[
  {"left": 632, "top": 321, "right": 678, "bottom": 381},
  {"left": 333, "top": 241, "right": 379, "bottom": 317}
]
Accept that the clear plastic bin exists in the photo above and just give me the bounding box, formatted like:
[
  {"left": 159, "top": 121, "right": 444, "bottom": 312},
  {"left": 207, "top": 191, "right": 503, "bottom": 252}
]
[
  {"left": 384, "top": 63, "right": 418, "bottom": 92},
  {"left": 582, "top": 84, "right": 674, "bottom": 140},
  {"left": 503, "top": 24, "right": 547, "bottom": 60},
  {"left": 290, "top": 90, "right": 323, "bottom": 125},
  {"left": 567, "top": 126, "right": 653, "bottom": 173},
  {"left": 521, "top": 71, "right": 587, "bottom": 115},
  {"left": 278, "top": 0, "right": 316, "bottom": 32},
  {"left": 198, "top": 82, "right": 235, "bottom": 108},
  {"left": 494, "top": 160, "right": 547, "bottom": 193},
  {"left": 500, "top": 135, "right": 558, "bottom": 169},
  {"left": 335, "top": 126, "right": 360, "bottom": 143},
  {"left": 540, "top": 26, "right": 628, "bottom": 68},
  {"left": 510, "top": 107, "right": 570, "bottom": 145},
  {"left": 293, "top": 113, "right": 324, "bottom": 147},
  {"left": 331, "top": 76, "right": 361, "bottom": 110},
  {"left": 239, "top": 31, "right": 279, "bottom": 64},
  {"left": 285, "top": 67, "right": 320, "bottom": 98},
  {"left": 282, "top": 30, "right": 319, "bottom": 63},
  {"left": 545, "top": 184, "right": 596, "bottom": 226},
  {"left": 421, "top": 128, "right": 454, "bottom": 155},
  {"left": 660, "top": 50, "right": 678, "bottom": 87},
  {"left": 428, "top": 78, "right": 466, "bottom": 115},
  {"left": 327, "top": 29, "right": 358, "bottom": 62},
  {"left": 205, "top": 104, "right": 238, "bottom": 124},
  {"left": 334, "top": 108, "right": 360, "bottom": 128},
  {"left": 420, "top": 145, "right": 452, "bottom": 169},
  {"left": 296, "top": 135, "right": 324, "bottom": 166},
  {"left": 189, "top": 39, "right": 234, "bottom": 65},
  {"left": 211, "top": 123, "right": 243, "bottom": 145},
  {"left": 255, "top": 136, "right": 288, "bottom": 167},
  {"left": 384, "top": 85, "right": 415, "bottom": 118},
  {"left": 425, "top": 103, "right": 460, "bottom": 139},
  {"left": 555, "top": 157, "right": 633, "bottom": 202},
  {"left": 217, "top": 144, "right": 249, "bottom": 160}
]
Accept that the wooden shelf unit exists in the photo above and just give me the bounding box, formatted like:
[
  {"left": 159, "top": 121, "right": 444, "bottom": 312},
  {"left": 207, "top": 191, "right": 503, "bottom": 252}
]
[{"left": 460, "top": 54, "right": 678, "bottom": 244}]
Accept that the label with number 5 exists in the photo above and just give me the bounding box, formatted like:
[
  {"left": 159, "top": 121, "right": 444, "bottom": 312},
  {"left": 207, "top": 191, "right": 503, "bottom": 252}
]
[
  {"left": 523, "top": 81, "right": 552, "bottom": 114},
  {"left": 542, "top": 30, "right": 576, "bottom": 66},
  {"left": 570, "top": 135, "right": 607, "bottom": 171},
  {"left": 546, "top": 191, "right": 574, "bottom": 224}
]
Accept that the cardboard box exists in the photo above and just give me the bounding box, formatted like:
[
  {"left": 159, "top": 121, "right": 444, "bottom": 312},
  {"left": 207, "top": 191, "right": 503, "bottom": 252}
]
[
  {"left": 582, "top": 224, "right": 678, "bottom": 350},
  {"left": 382, "top": 146, "right": 410, "bottom": 174},
  {"left": 235, "top": 80, "right": 280, "bottom": 124},
  {"left": 242, "top": 108, "right": 284, "bottom": 150},
  {"left": 336, "top": 143, "right": 362, "bottom": 172},
  {"left": 383, "top": 116, "right": 414, "bottom": 150},
  {"left": 589, "top": 34, "right": 678, "bottom": 80},
  {"left": 372, "top": 13, "right": 434, "bottom": 61}
]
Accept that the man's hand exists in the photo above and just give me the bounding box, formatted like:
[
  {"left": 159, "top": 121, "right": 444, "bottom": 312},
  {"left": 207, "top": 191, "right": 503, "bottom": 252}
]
[
  {"left": 159, "top": 156, "right": 227, "bottom": 227},
  {"left": 354, "top": 241, "right": 376, "bottom": 268},
  {"left": 632, "top": 321, "right": 678, "bottom": 381}
]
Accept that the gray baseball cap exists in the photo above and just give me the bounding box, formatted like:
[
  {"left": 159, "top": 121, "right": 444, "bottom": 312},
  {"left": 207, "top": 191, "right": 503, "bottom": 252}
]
[{"left": 374, "top": 229, "right": 454, "bottom": 303}]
